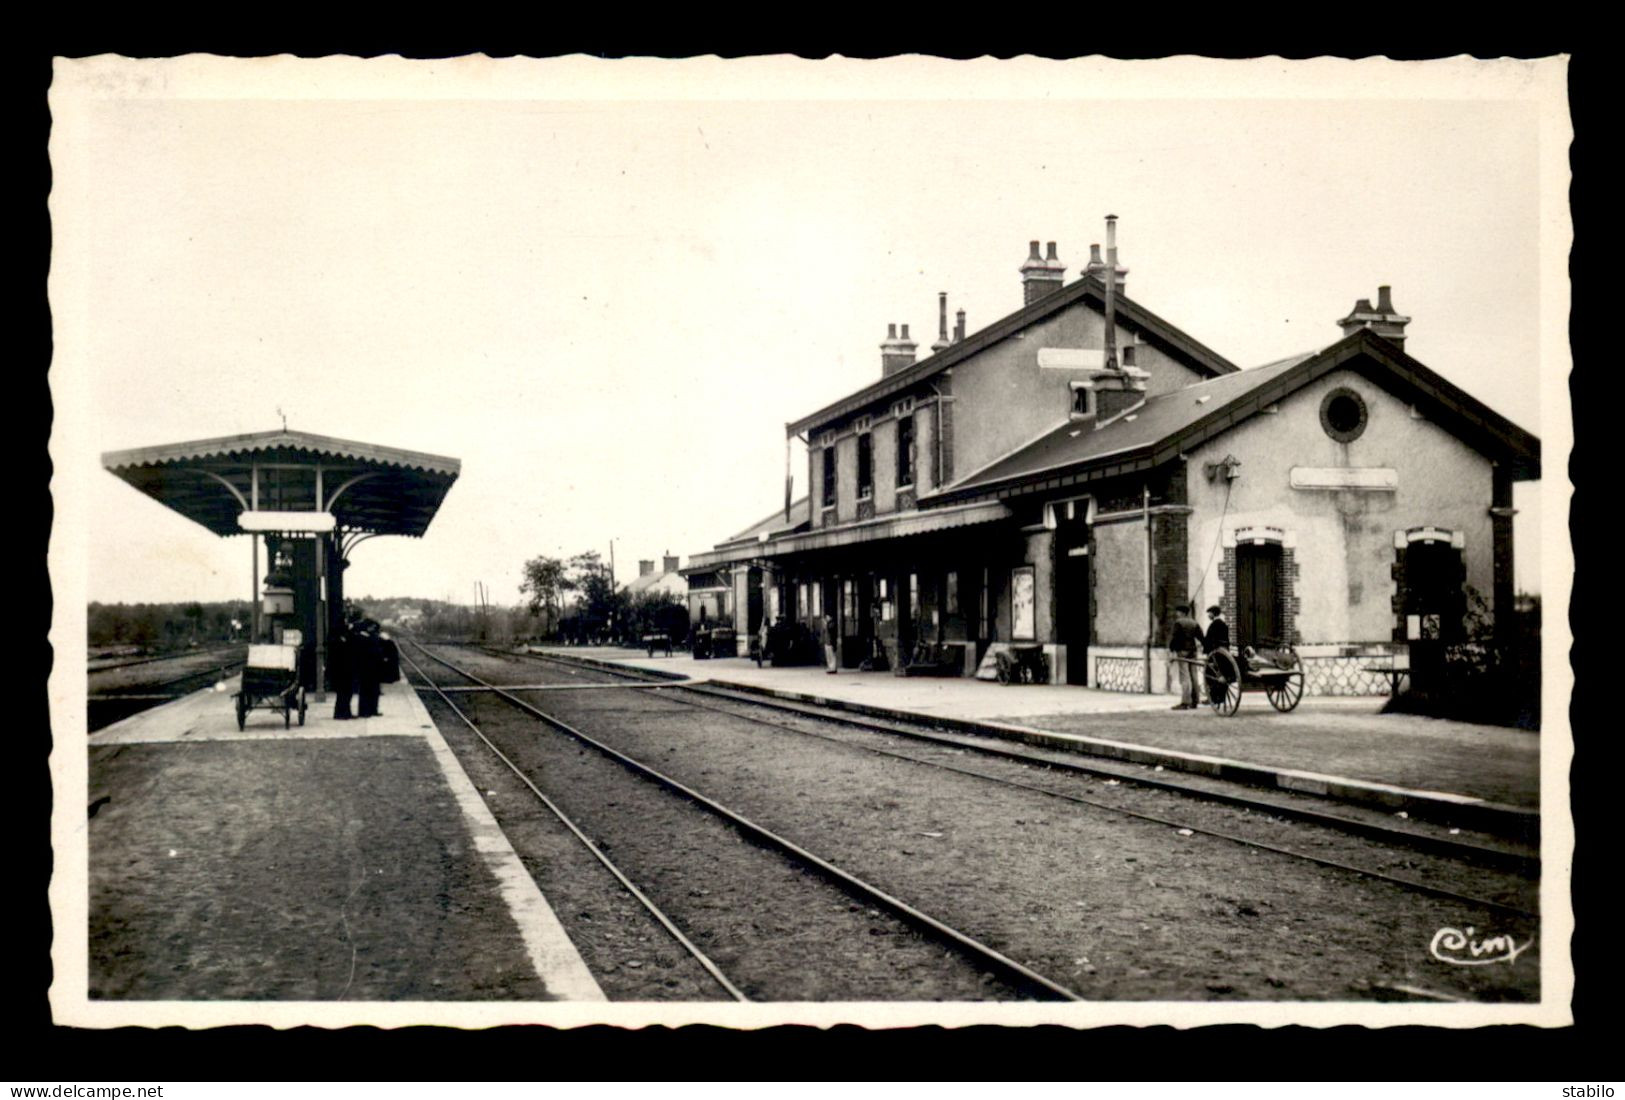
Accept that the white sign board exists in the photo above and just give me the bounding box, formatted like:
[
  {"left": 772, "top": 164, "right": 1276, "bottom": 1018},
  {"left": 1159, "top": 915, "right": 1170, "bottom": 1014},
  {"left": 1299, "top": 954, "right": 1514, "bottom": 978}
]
[
  {"left": 1037, "top": 347, "right": 1107, "bottom": 370},
  {"left": 238, "top": 510, "right": 337, "bottom": 533},
  {"left": 1289, "top": 467, "right": 1399, "bottom": 491}
]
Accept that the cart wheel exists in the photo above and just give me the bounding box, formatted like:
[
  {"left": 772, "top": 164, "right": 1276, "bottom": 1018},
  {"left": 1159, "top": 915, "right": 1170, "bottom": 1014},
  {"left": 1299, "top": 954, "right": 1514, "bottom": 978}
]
[
  {"left": 996, "top": 654, "right": 1012, "bottom": 684},
  {"left": 1206, "top": 650, "right": 1242, "bottom": 716},
  {"left": 284, "top": 700, "right": 291, "bottom": 729},
  {"left": 235, "top": 694, "right": 246, "bottom": 731},
  {"left": 1267, "top": 671, "right": 1305, "bottom": 712}
]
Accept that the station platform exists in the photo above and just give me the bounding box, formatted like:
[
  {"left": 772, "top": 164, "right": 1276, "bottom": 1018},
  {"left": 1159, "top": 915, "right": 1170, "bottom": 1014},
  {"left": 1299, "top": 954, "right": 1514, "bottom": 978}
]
[
  {"left": 530, "top": 645, "right": 1542, "bottom": 835},
  {"left": 85, "top": 676, "right": 604, "bottom": 1002}
]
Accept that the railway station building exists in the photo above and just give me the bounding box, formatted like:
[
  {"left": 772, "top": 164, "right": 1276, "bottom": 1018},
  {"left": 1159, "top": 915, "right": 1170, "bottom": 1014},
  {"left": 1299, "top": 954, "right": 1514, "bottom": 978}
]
[
  {"left": 684, "top": 227, "right": 1540, "bottom": 695},
  {"left": 102, "top": 429, "right": 461, "bottom": 696}
]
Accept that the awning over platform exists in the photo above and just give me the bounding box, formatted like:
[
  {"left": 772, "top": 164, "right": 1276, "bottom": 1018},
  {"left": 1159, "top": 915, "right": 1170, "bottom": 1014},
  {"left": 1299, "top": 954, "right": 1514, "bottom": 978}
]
[
  {"left": 685, "top": 499, "right": 1014, "bottom": 569},
  {"left": 102, "top": 429, "right": 461, "bottom": 538}
]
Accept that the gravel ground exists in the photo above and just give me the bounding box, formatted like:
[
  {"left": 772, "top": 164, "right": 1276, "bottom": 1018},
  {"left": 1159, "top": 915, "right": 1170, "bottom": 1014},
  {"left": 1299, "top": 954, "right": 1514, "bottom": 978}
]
[
  {"left": 88, "top": 737, "right": 551, "bottom": 1001},
  {"left": 413, "top": 660, "right": 1029, "bottom": 1002},
  {"left": 1004, "top": 708, "right": 1539, "bottom": 807},
  {"left": 427, "top": 646, "right": 1540, "bottom": 1003}
]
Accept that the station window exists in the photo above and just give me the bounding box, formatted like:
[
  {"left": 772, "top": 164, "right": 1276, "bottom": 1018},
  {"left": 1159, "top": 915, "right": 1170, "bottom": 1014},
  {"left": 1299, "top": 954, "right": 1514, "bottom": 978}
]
[
  {"left": 1320, "top": 386, "right": 1370, "bottom": 443},
  {"left": 897, "top": 414, "right": 915, "bottom": 488},
  {"left": 946, "top": 571, "right": 959, "bottom": 615},
  {"left": 1070, "top": 382, "right": 1093, "bottom": 419},
  {"left": 811, "top": 580, "right": 823, "bottom": 617},
  {"left": 798, "top": 583, "right": 808, "bottom": 619},
  {"left": 908, "top": 573, "right": 919, "bottom": 624},
  {"left": 822, "top": 447, "right": 836, "bottom": 508},
  {"left": 878, "top": 577, "right": 892, "bottom": 622},
  {"left": 857, "top": 432, "right": 873, "bottom": 500}
]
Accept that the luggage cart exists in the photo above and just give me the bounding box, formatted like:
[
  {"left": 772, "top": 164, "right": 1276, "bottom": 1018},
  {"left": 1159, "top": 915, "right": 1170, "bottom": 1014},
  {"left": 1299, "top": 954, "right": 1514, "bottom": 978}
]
[
  {"left": 1199, "top": 644, "right": 1304, "bottom": 716},
  {"left": 234, "top": 643, "right": 306, "bottom": 730}
]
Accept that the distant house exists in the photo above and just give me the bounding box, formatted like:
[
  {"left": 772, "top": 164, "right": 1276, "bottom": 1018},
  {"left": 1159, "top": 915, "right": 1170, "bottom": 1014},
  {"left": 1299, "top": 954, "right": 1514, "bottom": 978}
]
[
  {"left": 626, "top": 553, "right": 688, "bottom": 603},
  {"left": 685, "top": 224, "right": 1539, "bottom": 693}
]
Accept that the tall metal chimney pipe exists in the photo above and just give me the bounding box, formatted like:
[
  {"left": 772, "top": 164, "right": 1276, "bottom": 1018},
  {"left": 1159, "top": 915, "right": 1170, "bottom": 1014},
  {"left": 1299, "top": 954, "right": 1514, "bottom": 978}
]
[{"left": 1104, "top": 215, "right": 1119, "bottom": 371}]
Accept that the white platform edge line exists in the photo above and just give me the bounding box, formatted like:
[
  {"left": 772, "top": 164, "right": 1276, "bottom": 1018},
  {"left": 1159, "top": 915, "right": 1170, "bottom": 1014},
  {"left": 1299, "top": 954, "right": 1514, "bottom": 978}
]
[{"left": 397, "top": 684, "right": 608, "bottom": 1002}]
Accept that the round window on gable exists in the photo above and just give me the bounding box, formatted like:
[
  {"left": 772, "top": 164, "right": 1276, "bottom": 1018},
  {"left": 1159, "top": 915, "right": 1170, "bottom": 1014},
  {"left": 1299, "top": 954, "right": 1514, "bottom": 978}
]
[{"left": 1319, "top": 387, "right": 1369, "bottom": 443}]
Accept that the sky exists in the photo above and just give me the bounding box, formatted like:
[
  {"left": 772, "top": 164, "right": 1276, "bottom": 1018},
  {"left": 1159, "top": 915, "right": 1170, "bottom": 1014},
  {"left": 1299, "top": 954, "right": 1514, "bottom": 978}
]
[{"left": 52, "top": 56, "right": 1570, "bottom": 608}]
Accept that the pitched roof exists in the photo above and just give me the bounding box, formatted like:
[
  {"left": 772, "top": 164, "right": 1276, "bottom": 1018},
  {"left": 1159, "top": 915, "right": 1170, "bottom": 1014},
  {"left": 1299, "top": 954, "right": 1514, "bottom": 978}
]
[
  {"left": 924, "top": 330, "right": 1539, "bottom": 505},
  {"left": 626, "top": 570, "right": 686, "bottom": 598},
  {"left": 102, "top": 429, "right": 461, "bottom": 476},
  {"left": 721, "top": 496, "right": 812, "bottom": 546},
  {"left": 786, "top": 275, "right": 1240, "bottom": 436}
]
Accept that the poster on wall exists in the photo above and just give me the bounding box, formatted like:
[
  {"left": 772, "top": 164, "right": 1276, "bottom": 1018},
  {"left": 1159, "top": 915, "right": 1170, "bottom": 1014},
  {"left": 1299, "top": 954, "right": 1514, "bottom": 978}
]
[{"left": 1011, "top": 566, "right": 1035, "bottom": 641}]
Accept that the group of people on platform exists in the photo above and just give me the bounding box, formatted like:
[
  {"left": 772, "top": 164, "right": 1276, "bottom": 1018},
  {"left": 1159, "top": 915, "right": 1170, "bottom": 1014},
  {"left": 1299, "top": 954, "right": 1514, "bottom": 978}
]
[
  {"left": 330, "top": 611, "right": 399, "bottom": 720},
  {"left": 1167, "top": 603, "right": 1230, "bottom": 710}
]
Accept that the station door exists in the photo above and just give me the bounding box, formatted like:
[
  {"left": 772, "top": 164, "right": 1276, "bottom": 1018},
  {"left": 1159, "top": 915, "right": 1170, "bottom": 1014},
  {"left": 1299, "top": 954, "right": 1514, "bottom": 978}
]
[
  {"left": 1057, "top": 526, "right": 1091, "bottom": 685},
  {"left": 1235, "top": 542, "right": 1283, "bottom": 649}
]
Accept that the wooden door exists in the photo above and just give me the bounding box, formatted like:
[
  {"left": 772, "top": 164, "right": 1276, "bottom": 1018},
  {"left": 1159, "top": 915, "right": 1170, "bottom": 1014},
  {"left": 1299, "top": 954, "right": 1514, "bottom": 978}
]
[
  {"left": 1058, "top": 522, "right": 1091, "bottom": 684},
  {"left": 1236, "top": 543, "right": 1282, "bottom": 649}
]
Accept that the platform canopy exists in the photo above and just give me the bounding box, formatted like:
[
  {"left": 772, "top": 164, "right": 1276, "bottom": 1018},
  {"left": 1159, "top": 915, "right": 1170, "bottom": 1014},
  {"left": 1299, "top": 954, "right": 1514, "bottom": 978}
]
[{"left": 102, "top": 429, "right": 461, "bottom": 538}]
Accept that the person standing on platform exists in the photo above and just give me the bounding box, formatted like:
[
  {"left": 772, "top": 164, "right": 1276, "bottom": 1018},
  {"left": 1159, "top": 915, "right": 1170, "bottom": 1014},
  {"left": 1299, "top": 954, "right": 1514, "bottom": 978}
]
[
  {"left": 824, "top": 614, "right": 840, "bottom": 674},
  {"left": 1203, "top": 605, "right": 1230, "bottom": 654},
  {"left": 330, "top": 618, "right": 355, "bottom": 720},
  {"left": 356, "top": 619, "right": 384, "bottom": 719},
  {"left": 1167, "top": 603, "right": 1204, "bottom": 710}
]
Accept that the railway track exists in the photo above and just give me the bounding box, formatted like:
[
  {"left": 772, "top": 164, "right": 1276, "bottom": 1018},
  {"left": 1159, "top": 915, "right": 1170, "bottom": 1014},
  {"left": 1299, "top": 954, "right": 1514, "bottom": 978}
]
[
  {"left": 492, "top": 645, "right": 1539, "bottom": 882},
  {"left": 404, "top": 641, "right": 1083, "bottom": 1002},
  {"left": 88, "top": 644, "right": 242, "bottom": 675},
  {"left": 87, "top": 647, "right": 247, "bottom": 732},
  {"left": 413, "top": 642, "right": 1540, "bottom": 1002}
]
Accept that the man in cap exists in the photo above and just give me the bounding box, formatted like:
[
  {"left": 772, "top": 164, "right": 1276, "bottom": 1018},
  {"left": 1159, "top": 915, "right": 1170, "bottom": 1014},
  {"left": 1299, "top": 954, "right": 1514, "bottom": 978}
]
[{"left": 1167, "top": 603, "right": 1205, "bottom": 710}]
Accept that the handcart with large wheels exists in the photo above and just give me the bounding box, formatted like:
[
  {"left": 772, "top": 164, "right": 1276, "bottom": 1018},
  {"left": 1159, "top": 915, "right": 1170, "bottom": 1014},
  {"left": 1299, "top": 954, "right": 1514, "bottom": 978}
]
[
  {"left": 234, "top": 643, "right": 306, "bottom": 730},
  {"left": 995, "top": 644, "right": 1051, "bottom": 685},
  {"left": 1201, "top": 643, "right": 1304, "bottom": 716}
]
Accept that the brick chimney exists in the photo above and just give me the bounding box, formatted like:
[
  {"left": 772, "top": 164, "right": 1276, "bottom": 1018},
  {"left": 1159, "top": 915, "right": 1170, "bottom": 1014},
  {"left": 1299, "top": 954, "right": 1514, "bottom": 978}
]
[
  {"left": 1093, "top": 371, "right": 1148, "bottom": 423},
  {"left": 663, "top": 553, "right": 680, "bottom": 574},
  {"left": 931, "top": 292, "right": 951, "bottom": 353},
  {"left": 638, "top": 559, "right": 654, "bottom": 577},
  {"left": 1337, "top": 285, "right": 1410, "bottom": 348},
  {"left": 881, "top": 323, "right": 918, "bottom": 376},
  {"left": 1020, "top": 240, "right": 1066, "bottom": 305},
  {"left": 954, "top": 308, "right": 966, "bottom": 343}
]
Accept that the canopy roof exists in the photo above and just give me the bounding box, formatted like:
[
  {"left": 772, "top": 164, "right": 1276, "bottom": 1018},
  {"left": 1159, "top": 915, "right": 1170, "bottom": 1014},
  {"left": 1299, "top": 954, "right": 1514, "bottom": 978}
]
[{"left": 102, "top": 429, "right": 461, "bottom": 538}]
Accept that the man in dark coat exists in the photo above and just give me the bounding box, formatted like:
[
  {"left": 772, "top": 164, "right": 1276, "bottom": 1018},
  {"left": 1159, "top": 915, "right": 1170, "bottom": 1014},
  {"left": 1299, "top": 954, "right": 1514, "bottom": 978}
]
[
  {"left": 355, "top": 620, "right": 384, "bottom": 719},
  {"left": 1203, "top": 605, "right": 1231, "bottom": 653},
  {"left": 1167, "top": 604, "right": 1204, "bottom": 709},
  {"left": 330, "top": 620, "right": 355, "bottom": 720}
]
